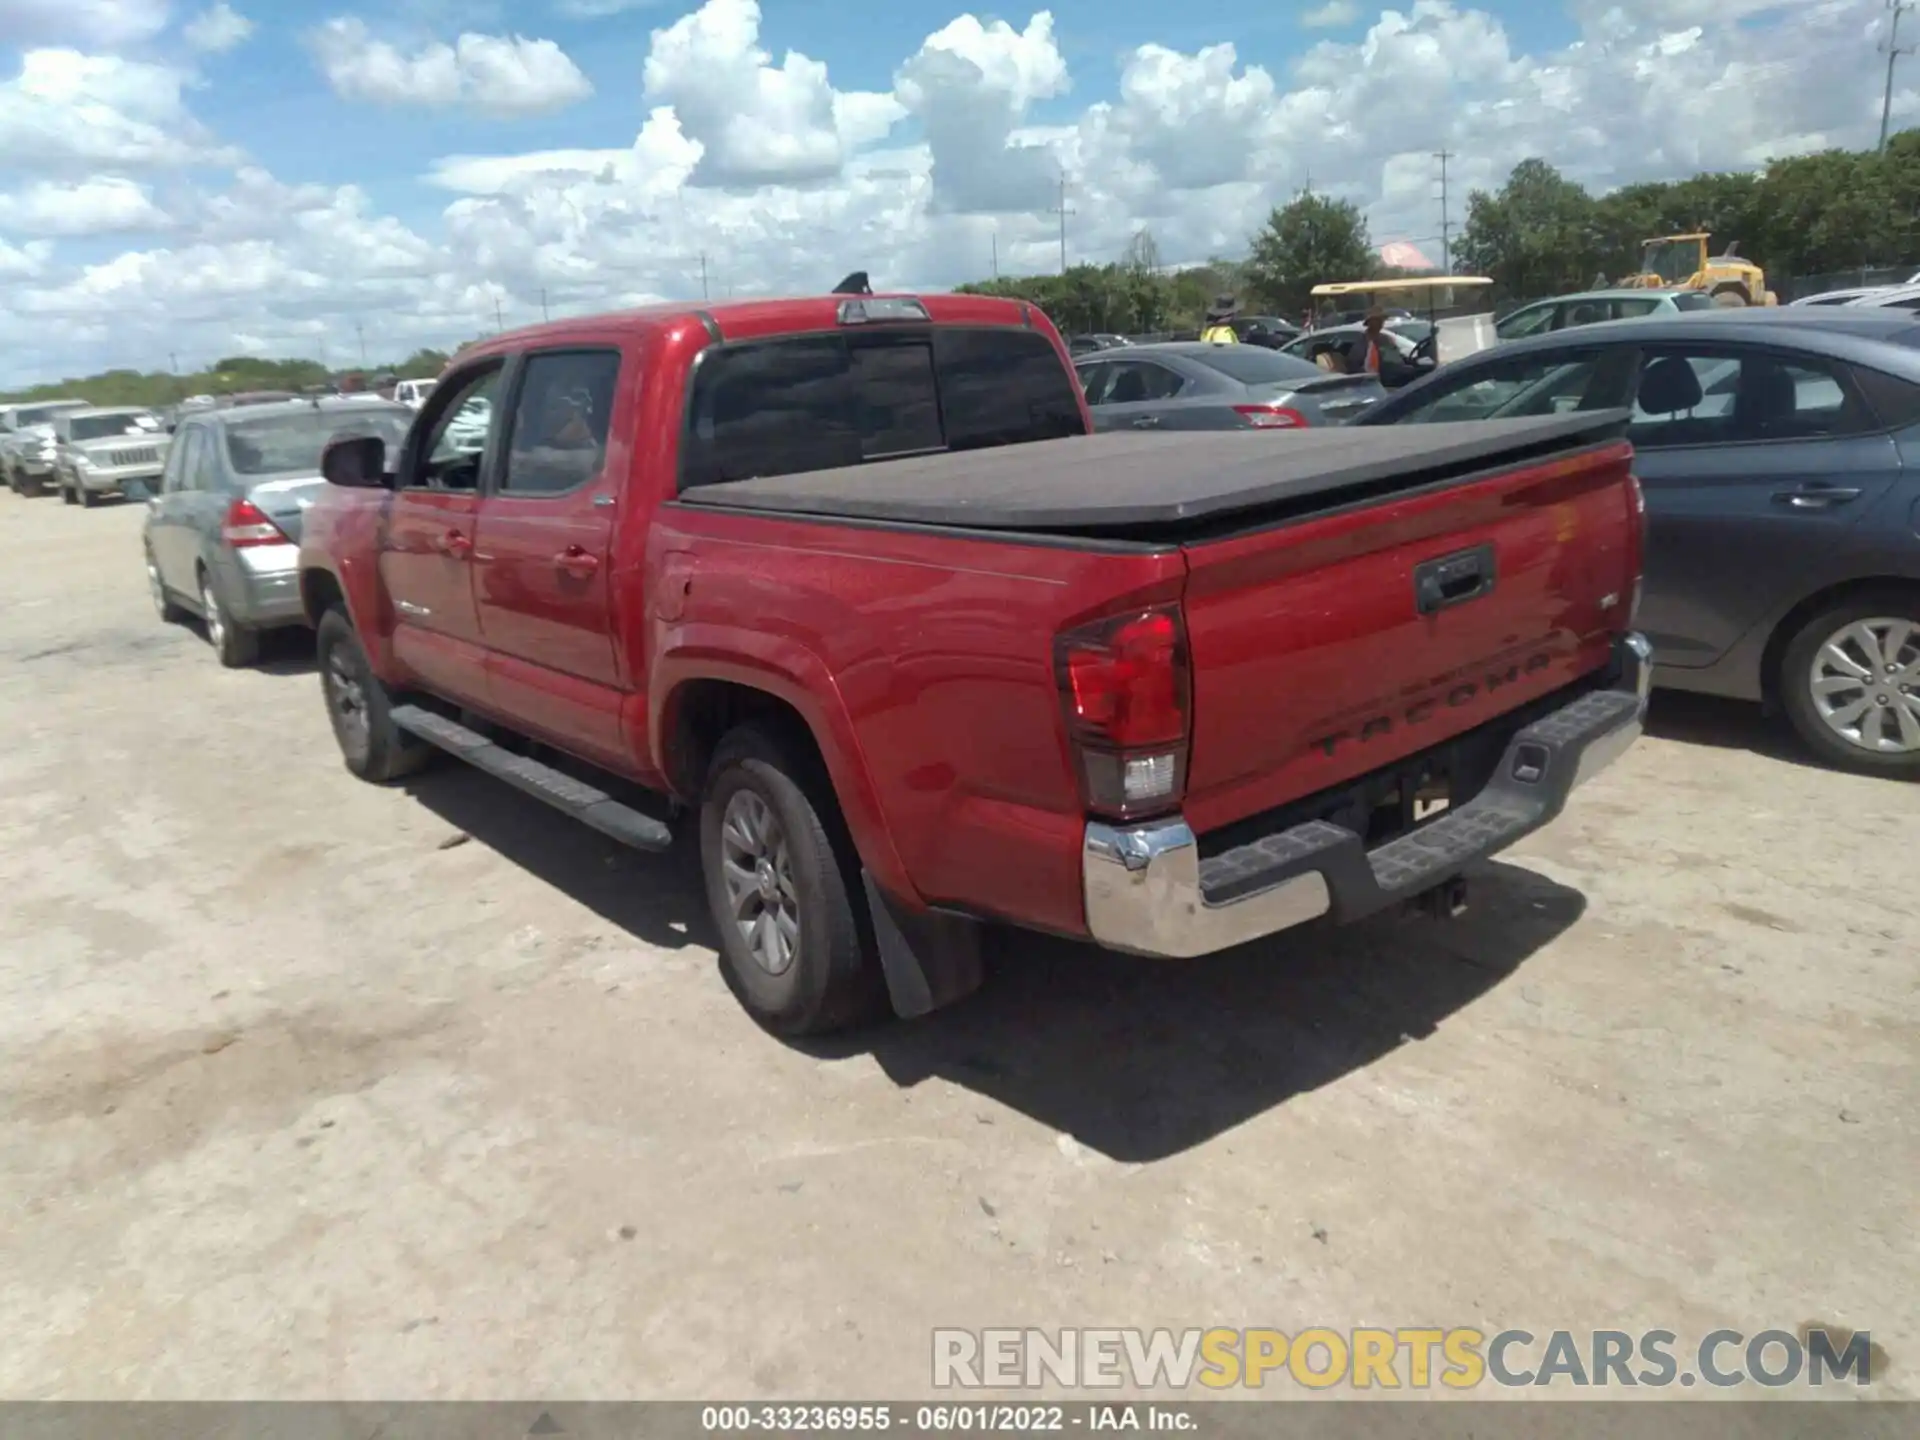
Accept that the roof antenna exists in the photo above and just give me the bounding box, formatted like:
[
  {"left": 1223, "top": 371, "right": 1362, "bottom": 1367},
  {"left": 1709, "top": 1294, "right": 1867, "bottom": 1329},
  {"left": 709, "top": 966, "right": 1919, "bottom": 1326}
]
[{"left": 832, "top": 270, "right": 873, "bottom": 296}]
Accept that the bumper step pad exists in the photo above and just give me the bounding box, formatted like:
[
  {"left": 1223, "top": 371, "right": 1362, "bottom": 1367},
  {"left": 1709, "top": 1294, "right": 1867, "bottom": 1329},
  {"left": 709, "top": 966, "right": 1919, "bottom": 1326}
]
[{"left": 1196, "top": 687, "right": 1641, "bottom": 923}]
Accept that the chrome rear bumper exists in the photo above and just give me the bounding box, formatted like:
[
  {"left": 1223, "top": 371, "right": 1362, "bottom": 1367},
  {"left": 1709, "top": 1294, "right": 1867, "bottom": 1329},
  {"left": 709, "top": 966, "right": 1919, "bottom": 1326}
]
[{"left": 1082, "top": 633, "right": 1653, "bottom": 959}]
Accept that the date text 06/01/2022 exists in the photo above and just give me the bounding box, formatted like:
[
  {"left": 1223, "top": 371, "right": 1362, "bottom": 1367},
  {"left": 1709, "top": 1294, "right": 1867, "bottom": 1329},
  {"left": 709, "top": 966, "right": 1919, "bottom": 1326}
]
[{"left": 699, "top": 1404, "right": 1198, "bottom": 1432}]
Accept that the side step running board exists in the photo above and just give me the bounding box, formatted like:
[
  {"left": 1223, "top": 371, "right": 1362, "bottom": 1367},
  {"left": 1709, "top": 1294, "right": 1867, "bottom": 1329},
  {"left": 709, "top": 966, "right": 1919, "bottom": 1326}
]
[{"left": 390, "top": 704, "right": 674, "bottom": 853}]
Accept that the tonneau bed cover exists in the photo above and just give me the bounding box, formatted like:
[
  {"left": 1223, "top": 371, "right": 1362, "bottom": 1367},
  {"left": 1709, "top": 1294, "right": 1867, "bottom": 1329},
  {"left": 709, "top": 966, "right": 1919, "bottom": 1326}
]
[{"left": 675, "top": 410, "right": 1631, "bottom": 534}]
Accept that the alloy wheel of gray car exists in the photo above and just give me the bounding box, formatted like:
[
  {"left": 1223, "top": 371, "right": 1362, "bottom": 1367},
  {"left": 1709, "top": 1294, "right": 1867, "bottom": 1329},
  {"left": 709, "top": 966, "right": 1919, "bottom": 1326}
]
[
  {"left": 1808, "top": 617, "right": 1920, "bottom": 755},
  {"left": 719, "top": 788, "right": 801, "bottom": 978},
  {"left": 198, "top": 569, "right": 258, "bottom": 668},
  {"left": 146, "top": 549, "right": 184, "bottom": 623}
]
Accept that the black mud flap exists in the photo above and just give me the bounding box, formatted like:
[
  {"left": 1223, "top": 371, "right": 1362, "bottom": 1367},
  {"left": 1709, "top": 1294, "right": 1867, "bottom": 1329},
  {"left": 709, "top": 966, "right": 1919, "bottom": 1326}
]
[{"left": 861, "top": 872, "right": 985, "bottom": 1020}]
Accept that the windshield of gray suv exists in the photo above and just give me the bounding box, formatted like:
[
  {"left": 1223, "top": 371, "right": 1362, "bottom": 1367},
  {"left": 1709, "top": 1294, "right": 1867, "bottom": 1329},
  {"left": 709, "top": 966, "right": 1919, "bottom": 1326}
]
[
  {"left": 68, "top": 412, "right": 158, "bottom": 441},
  {"left": 18, "top": 403, "right": 87, "bottom": 427},
  {"left": 225, "top": 409, "right": 414, "bottom": 476}
]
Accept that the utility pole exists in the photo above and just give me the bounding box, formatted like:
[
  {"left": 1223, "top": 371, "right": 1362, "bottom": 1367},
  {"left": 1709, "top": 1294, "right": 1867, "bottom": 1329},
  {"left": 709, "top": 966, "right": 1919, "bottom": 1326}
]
[
  {"left": 354, "top": 320, "right": 367, "bottom": 368},
  {"left": 1434, "top": 149, "right": 1455, "bottom": 273},
  {"left": 699, "top": 251, "right": 710, "bottom": 300},
  {"left": 493, "top": 297, "right": 504, "bottom": 332},
  {"left": 541, "top": 287, "right": 550, "bottom": 322},
  {"left": 991, "top": 231, "right": 998, "bottom": 280},
  {"left": 1050, "top": 173, "right": 1075, "bottom": 274},
  {"left": 1882, "top": 0, "right": 1916, "bottom": 152}
]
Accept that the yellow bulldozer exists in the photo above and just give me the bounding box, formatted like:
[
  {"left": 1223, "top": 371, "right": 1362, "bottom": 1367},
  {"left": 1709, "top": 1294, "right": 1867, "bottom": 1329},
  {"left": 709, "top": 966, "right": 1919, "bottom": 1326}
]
[{"left": 1619, "top": 232, "right": 1776, "bottom": 307}]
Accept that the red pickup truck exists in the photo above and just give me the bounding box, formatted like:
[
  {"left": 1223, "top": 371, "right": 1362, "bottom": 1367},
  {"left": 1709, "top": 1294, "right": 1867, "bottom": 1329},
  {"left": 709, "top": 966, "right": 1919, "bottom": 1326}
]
[{"left": 299, "top": 290, "right": 1651, "bottom": 1035}]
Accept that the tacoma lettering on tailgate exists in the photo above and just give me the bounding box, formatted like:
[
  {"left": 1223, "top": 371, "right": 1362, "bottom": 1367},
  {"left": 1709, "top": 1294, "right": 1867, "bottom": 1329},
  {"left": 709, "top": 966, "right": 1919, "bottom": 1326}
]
[{"left": 1309, "top": 651, "right": 1555, "bottom": 759}]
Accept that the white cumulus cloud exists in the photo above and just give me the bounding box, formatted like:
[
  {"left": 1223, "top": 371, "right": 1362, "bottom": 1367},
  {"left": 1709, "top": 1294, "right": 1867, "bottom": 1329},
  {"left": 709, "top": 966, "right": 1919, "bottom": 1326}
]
[
  {"left": 0, "top": 0, "right": 169, "bottom": 48},
  {"left": 184, "top": 3, "right": 254, "bottom": 54},
  {"left": 642, "top": 0, "right": 903, "bottom": 188},
  {"left": 1302, "top": 0, "right": 1362, "bottom": 26},
  {"left": 0, "top": 176, "right": 169, "bottom": 236},
  {"left": 307, "top": 17, "right": 595, "bottom": 116},
  {"left": 0, "top": 0, "right": 1914, "bottom": 387},
  {"left": 0, "top": 49, "right": 240, "bottom": 174}
]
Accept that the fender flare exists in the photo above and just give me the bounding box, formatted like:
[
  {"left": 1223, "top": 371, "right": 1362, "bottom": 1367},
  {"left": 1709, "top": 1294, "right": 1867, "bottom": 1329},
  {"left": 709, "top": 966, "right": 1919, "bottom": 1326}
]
[{"left": 650, "top": 629, "right": 923, "bottom": 907}]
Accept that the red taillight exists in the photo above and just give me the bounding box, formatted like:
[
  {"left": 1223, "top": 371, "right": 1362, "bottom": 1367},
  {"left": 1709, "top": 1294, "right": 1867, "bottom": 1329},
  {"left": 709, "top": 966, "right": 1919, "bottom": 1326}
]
[
  {"left": 1233, "top": 405, "right": 1308, "bottom": 429},
  {"left": 1054, "top": 605, "right": 1191, "bottom": 820},
  {"left": 222, "top": 497, "right": 287, "bottom": 547}
]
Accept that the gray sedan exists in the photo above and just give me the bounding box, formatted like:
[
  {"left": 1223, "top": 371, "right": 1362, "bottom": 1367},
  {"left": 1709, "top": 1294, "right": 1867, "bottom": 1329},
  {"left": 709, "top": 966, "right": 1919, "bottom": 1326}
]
[
  {"left": 1073, "top": 342, "right": 1386, "bottom": 432},
  {"left": 144, "top": 398, "right": 413, "bottom": 667},
  {"left": 1358, "top": 308, "right": 1920, "bottom": 777}
]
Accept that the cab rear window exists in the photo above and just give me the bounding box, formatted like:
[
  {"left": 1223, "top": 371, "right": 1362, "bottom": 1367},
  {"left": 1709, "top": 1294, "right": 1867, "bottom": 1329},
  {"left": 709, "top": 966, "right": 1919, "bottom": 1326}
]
[{"left": 680, "top": 326, "right": 1085, "bottom": 489}]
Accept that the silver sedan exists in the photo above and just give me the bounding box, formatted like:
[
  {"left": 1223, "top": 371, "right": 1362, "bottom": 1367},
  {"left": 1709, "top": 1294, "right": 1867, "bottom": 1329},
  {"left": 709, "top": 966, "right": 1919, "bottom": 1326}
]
[{"left": 143, "top": 398, "right": 414, "bottom": 667}]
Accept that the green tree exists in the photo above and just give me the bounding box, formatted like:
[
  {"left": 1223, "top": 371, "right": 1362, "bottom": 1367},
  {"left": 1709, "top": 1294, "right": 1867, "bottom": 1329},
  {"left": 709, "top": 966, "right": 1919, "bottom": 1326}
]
[
  {"left": 1456, "top": 159, "right": 1600, "bottom": 301},
  {"left": 1243, "top": 194, "right": 1376, "bottom": 314}
]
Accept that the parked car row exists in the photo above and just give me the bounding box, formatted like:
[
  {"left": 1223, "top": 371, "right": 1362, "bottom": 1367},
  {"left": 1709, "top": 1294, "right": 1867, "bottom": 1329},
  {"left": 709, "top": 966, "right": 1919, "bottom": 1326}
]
[{"left": 0, "top": 399, "right": 170, "bottom": 502}]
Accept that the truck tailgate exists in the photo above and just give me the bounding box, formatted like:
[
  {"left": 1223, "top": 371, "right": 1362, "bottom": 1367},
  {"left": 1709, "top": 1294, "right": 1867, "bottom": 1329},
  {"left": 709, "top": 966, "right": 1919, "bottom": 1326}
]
[{"left": 1178, "top": 437, "right": 1641, "bottom": 834}]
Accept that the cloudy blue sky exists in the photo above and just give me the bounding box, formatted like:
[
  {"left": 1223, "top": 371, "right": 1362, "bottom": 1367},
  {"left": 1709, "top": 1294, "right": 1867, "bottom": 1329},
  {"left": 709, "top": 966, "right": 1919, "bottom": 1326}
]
[{"left": 0, "top": 0, "right": 1905, "bottom": 383}]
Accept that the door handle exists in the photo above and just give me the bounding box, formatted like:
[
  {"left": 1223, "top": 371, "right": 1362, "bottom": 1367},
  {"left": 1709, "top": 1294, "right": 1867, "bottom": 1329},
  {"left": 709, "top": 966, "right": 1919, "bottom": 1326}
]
[
  {"left": 1130, "top": 415, "right": 1162, "bottom": 429},
  {"left": 436, "top": 528, "right": 473, "bottom": 557},
  {"left": 555, "top": 546, "right": 600, "bottom": 578},
  {"left": 1413, "top": 543, "right": 1497, "bottom": 615},
  {"left": 1772, "top": 484, "right": 1862, "bottom": 510}
]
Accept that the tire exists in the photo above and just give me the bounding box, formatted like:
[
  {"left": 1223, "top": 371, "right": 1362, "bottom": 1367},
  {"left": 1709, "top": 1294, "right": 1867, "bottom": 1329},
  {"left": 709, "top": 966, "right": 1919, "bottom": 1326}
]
[
  {"left": 60, "top": 477, "right": 76, "bottom": 505},
  {"left": 145, "top": 546, "right": 185, "bottom": 623},
  {"left": 699, "top": 723, "right": 885, "bottom": 1035},
  {"left": 1778, "top": 590, "right": 1920, "bottom": 779},
  {"left": 198, "top": 566, "right": 259, "bottom": 668},
  {"left": 315, "top": 606, "right": 433, "bottom": 783},
  {"left": 1710, "top": 284, "right": 1750, "bottom": 308},
  {"left": 77, "top": 482, "right": 97, "bottom": 508}
]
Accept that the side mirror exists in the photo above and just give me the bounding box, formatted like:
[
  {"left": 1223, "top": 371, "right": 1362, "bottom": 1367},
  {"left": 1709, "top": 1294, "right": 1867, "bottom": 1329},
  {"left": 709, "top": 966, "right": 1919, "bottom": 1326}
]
[{"left": 321, "top": 434, "right": 391, "bottom": 489}]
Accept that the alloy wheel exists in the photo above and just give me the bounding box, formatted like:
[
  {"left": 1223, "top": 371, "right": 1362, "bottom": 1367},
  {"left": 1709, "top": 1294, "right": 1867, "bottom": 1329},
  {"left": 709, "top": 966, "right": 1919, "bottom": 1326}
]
[
  {"left": 323, "top": 645, "right": 370, "bottom": 756},
  {"left": 1809, "top": 616, "right": 1920, "bottom": 755},
  {"left": 200, "top": 576, "right": 226, "bottom": 654},
  {"left": 718, "top": 789, "right": 800, "bottom": 977},
  {"left": 146, "top": 555, "right": 167, "bottom": 617}
]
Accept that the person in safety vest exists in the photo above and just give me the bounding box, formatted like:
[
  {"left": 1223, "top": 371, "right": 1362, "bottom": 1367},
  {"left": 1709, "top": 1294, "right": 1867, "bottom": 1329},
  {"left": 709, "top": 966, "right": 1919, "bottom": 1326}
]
[
  {"left": 1199, "top": 295, "right": 1240, "bottom": 344},
  {"left": 1357, "top": 308, "right": 1388, "bottom": 374}
]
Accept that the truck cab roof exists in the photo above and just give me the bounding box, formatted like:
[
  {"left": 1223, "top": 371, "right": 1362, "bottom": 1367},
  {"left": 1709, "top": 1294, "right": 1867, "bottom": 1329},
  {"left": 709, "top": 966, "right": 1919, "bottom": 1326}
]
[{"left": 452, "top": 291, "right": 1046, "bottom": 364}]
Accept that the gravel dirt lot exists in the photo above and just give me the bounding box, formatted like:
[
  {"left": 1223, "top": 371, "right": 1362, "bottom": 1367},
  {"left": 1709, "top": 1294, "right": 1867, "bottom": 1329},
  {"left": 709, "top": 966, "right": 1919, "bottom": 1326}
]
[{"left": 1, "top": 495, "right": 1915, "bottom": 1401}]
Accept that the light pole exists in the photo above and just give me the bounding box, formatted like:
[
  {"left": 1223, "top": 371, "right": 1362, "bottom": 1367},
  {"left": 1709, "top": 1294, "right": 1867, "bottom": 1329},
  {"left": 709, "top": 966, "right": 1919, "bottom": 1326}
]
[{"left": 1883, "top": 0, "right": 1916, "bottom": 152}]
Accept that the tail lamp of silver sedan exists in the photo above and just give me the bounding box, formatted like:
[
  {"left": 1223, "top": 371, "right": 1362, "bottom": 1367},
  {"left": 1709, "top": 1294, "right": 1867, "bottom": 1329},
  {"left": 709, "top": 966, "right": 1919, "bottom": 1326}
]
[
  {"left": 143, "top": 398, "right": 414, "bottom": 667},
  {"left": 1073, "top": 342, "right": 1386, "bottom": 433}
]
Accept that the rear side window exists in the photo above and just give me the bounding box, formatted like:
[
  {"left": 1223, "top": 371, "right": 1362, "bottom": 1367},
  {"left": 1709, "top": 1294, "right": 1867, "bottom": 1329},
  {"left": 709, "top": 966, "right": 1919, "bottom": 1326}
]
[
  {"left": 1848, "top": 364, "right": 1920, "bottom": 431},
  {"left": 1186, "top": 346, "right": 1323, "bottom": 385},
  {"left": 681, "top": 326, "right": 1084, "bottom": 488}
]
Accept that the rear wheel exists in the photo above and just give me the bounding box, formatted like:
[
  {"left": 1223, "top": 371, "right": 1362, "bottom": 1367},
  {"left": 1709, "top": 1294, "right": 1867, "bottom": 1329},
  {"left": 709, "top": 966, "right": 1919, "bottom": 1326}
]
[
  {"left": 699, "top": 724, "right": 884, "bottom": 1035},
  {"left": 1710, "top": 283, "right": 1750, "bottom": 308},
  {"left": 146, "top": 547, "right": 185, "bottom": 623},
  {"left": 199, "top": 566, "right": 259, "bottom": 668},
  {"left": 315, "top": 607, "right": 432, "bottom": 783},
  {"left": 1779, "top": 592, "right": 1920, "bottom": 778}
]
